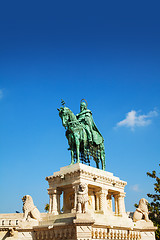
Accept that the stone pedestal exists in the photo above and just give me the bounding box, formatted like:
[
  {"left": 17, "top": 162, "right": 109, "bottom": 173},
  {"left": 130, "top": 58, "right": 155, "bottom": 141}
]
[
  {"left": 46, "top": 163, "right": 128, "bottom": 218},
  {"left": 0, "top": 163, "right": 157, "bottom": 240},
  {"left": 44, "top": 163, "right": 157, "bottom": 240}
]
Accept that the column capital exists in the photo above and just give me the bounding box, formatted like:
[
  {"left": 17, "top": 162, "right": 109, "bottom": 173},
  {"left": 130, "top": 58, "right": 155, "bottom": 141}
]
[
  {"left": 100, "top": 189, "right": 108, "bottom": 195},
  {"left": 95, "top": 189, "right": 107, "bottom": 196},
  {"left": 48, "top": 188, "right": 57, "bottom": 195},
  {"left": 113, "top": 194, "right": 119, "bottom": 200},
  {"left": 118, "top": 192, "right": 126, "bottom": 198},
  {"left": 95, "top": 192, "right": 101, "bottom": 196},
  {"left": 57, "top": 190, "right": 62, "bottom": 195}
]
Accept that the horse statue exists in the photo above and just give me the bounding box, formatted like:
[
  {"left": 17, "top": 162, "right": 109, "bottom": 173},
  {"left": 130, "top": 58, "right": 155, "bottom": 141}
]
[{"left": 58, "top": 102, "right": 105, "bottom": 170}]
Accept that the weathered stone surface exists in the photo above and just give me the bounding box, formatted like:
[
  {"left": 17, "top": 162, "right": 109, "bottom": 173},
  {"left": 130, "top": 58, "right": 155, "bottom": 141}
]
[
  {"left": 0, "top": 163, "right": 157, "bottom": 239},
  {"left": 22, "top": 195, "right": 41, "bottom": 222},
  {"left": 133, "top": 198, "right": 151, "bottom": 223}
]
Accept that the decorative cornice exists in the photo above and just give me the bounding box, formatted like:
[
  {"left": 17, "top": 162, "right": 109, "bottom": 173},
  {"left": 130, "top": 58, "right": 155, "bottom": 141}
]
[{"left": 46, "top": 165, "right": 127, "bottom": 189}]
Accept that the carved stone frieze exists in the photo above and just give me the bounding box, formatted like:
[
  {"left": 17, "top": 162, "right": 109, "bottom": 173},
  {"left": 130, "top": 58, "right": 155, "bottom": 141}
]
[{"left": 46, "top": 164, "right": 127, "bottom": 195}]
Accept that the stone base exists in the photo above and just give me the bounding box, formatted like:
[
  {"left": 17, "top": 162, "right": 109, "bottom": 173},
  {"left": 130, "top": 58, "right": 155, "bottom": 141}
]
[
  {"left": 134, "top": 219, "right": 154, "bottom": 229},
  {"left": 0, "top": 164, "right": 157, "bottom": 239},
  {"left": 19, "top": 219, "right": 39, "bottom": 229}
]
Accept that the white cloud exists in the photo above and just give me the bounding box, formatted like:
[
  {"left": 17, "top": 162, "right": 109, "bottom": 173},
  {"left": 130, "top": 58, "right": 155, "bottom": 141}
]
[
  {"left": 116, "top": 109, "right": 158, "bottom": 130},
  {"left": 0, "top": 89, "right": 3, "bottom": 99},
  {"left": 130, "top": 184, "right": 140, "bottom": 192}
]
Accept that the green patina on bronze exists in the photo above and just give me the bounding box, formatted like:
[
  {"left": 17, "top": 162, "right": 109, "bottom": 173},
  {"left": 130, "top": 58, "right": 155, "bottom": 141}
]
[{"left": 58, "top": 100, "right": 105, "bottom": 170}]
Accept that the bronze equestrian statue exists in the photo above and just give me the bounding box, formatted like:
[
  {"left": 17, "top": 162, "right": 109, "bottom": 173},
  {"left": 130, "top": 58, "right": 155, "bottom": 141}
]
[{"left": 58, "top": 100, "right": 105, "bottom": 170}]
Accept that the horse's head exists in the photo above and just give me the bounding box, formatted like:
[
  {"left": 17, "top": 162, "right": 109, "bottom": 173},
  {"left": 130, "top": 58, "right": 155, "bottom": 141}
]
[{"left": 58, "top": 107, "right": 70, "bottom": 128}]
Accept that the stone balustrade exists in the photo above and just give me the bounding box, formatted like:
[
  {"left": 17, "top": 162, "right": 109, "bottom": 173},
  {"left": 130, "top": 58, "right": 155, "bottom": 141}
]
[{"left": 0, "top": 219, "right": 19, "bottom": 226}]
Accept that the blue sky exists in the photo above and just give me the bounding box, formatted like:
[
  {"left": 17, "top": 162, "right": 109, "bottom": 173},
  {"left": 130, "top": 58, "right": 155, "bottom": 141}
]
[{"left": 0, "top": 0, "right": 160, "bottom": 213}]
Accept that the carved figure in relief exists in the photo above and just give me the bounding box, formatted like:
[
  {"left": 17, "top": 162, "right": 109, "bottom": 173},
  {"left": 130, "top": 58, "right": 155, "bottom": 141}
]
[
  {"left": 77, "top": 183, "right": 88, "bottom": 213},
  {"left": 133, "top": 198, "right": 150, "bottom": 222},
  {"left": 22, "top": 195, "right": 41, "bottom": 221}
]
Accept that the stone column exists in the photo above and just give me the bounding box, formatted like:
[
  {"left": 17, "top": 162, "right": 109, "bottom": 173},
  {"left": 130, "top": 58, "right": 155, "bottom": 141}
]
[
  {"left": 114, "top": 194, "right": 119, "bottom": 215},
  {"left": 48, "top": 189, "right": 58, "bottom": 215},
  {"left": 49, "top": 192, "right": 53, "bottom": 213},
  {"left": 63, "top": 191, "right": 66, "bottom": 213},
  {"left": 117, "top": 192, "right": 126, "bottom": 216},
  {"left": 57, "top": 190, "right": 62, "bottom": 214},
  {"left": 89, "top": 190, "right": 95, "bottom": 211},
  {"left": 95, "top": 192, "right": 100, "bottom": 211},
  {"left": 72, "top": 185, "right": 78, "bottom": 213},
  {"left": 92, "top": 193, "right": 95, "bottom": 211},
  {"left": 99, "top": 189, "right": 108, "bottom": 214},
  {"left": 84, "top": 184, "right": 89, "bottom": 213},
  {"left": 107, "top": 193, "right": 113, "bottom": 213}
]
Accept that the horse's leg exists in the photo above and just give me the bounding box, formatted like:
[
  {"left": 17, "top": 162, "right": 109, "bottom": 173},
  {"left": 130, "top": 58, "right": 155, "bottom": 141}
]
[
  {"left": 100, "top": 144, "right": 105, "bottom": 171},
  {"left": 75, "top": 137, "right": 80, "bottom": 163},
  {"left": 70, "top": 149, "right": 74, "bottom": 165},
  {"left": 95, "top": 158, "right": 99, "bottom": 169},
  {"left": 101, "top": 156, "right": 105, "bottom": 171},
  {"left": 102, "top": 151, "right": 106, "bottom": 171},
  {"left": 76, "top": 143, "right": 80, "bottom": 163}
]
